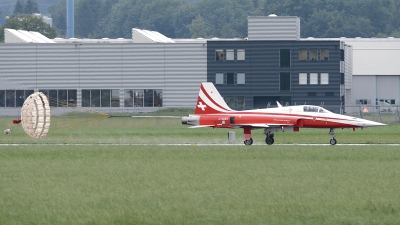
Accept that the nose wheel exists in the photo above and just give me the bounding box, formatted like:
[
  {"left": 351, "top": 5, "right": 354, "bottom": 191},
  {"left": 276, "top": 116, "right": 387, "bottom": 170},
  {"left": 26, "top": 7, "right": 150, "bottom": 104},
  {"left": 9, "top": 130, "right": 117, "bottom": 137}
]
[{"left": 329, "top": 128, "right": 337, "bottom": 145}]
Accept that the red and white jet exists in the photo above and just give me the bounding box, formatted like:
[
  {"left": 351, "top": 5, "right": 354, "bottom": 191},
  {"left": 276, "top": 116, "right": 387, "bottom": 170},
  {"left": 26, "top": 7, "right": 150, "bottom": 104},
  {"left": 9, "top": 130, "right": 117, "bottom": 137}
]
[{"left": 182, "top": 82, "right": 385, "bottom": 145}]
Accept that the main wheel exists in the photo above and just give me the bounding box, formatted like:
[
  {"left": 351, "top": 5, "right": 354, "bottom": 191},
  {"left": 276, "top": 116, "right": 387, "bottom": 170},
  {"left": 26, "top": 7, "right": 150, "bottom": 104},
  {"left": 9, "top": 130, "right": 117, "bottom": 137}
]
[
  {"left": 265, "top": 137, "right": 274, "bottom": 145},
  {"left": 244, "top": 138, "right": 253, "bottom": 146},
  {"left": 330, "top": 138, "right": 337, "bottom": 145}
]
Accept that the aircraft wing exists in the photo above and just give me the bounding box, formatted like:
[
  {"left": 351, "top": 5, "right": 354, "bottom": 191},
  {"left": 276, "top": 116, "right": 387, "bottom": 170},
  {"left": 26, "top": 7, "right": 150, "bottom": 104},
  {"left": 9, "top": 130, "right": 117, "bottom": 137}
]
[
  {"left": 236, "top": 123, "right": 290, "bottom": 128},
  {"left": 189, "top": 123, "right": 293, "bottom": 129},
  {"left": 189, "top": 125, "right": 215, "bottom": 128}
]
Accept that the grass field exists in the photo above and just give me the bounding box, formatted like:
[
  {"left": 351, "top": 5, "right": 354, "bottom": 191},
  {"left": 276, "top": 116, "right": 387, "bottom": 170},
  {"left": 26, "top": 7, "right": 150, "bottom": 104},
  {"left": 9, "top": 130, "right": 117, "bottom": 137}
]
[{"left": 1, "top": 114, "right": 400, "bottom": 224}]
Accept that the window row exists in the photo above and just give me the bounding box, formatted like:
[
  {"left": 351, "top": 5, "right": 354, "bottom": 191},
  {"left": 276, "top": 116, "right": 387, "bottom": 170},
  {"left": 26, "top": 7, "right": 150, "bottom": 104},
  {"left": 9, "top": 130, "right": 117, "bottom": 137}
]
[
  {"left": 308, "top": 92, "right": 334, "bottom": 97},
  {"left": 0, "top": 89, "right": 163, "bottom": 108},
  {"left": 39, "top": 90, "right": 78, "bottom": 107},
  {"left": 215, "top": 73, "right": 245, "bottom": 85},
  {"left": 299, "top": 73, "right": 329, "bottom": 85},
  {"left": 299, "top": 49, "right": 329, "bottom": 61},
  {"left": 225, "top": 96, "right": 245, "bottom": 111},
  {"left": 215, "top": 49, "right": 245, "bottom": 61},
  {"left": 0, "top": 90, "right": 34, "bottom": 107},
  {"left": 82, "top": 89, "right": 162, "bottom": 108},
  {"left": 356, "top": 99, "right": 396, "bottom": 105},
  {"left": 123, "top": 89, "right": 162, "bottom": 107}
]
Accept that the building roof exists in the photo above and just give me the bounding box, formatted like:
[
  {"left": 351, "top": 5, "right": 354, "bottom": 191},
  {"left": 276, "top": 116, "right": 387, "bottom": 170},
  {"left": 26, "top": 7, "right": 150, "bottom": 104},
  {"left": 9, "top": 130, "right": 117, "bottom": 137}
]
[{"left": 4, "top": 28, "right": 55, "bottom": 43}]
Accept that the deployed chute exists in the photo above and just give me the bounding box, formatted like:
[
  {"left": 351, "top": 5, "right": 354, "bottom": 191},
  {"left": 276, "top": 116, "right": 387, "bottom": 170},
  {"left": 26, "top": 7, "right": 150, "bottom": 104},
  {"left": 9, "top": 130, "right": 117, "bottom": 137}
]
[{"left": 21, "top": 92, "right": 51, "bottom": 138}]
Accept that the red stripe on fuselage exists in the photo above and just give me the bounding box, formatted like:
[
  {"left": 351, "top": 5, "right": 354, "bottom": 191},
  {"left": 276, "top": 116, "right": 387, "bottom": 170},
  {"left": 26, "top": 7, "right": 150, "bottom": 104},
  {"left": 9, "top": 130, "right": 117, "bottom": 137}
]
[{"left": 196, "top": 112, "right": 362, "bottom": 129}]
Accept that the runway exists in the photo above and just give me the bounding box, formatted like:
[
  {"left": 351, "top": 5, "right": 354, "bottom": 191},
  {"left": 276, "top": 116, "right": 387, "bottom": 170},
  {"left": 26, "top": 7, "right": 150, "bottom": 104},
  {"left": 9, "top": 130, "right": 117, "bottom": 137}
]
[{"left": 1, "top": 143, "right": 400, "bottom": 146}]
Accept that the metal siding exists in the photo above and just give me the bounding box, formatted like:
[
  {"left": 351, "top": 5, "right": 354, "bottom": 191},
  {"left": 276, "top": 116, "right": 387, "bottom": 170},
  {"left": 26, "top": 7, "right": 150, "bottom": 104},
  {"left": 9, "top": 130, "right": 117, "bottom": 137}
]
[
  {"left": 352, "top": 76, "right": 377, "bottom": 104},
  {"left": 0, "top": 43, "right": 207, "bottom": 109},
  {"left": 343, "top": 40, "right": 400, "bottom": 76},
  {"left": 376, "top": 76, "right": 399, "bottom": 102},
  {"left": 207, "top": 40, "right": 343, "bottom": 111},
  {"left": 0, "top": 44, "right": 37, "bottom": 89},
  {"left": 248, "top": 16, "right": 300, "bottom": 41},
  {"left": 344, "top": 44, "right": 353, "bottom": 90},
  {"left": 164, "top": 43, "right": 206, "bottom": 108}
]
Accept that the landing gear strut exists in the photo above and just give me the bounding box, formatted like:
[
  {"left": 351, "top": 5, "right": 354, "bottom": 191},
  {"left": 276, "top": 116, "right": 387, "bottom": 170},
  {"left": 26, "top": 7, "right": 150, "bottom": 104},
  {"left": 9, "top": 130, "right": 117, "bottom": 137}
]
[
  {"left": 264, "top": 129, "right": 275, "bottom": 145},
  {"left": 329, "top": 128, "right": 337, "bottom": 145},
  {"left": 243, "top": 126, "right": 253, "bottom": 146}
]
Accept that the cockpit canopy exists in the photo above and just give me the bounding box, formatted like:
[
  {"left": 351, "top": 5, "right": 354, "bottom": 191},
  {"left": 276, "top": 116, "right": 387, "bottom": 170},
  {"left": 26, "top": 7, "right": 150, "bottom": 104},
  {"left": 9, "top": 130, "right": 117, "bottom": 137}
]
[{"left": 303, "top": 105, "right": 331, "bottom": 113}]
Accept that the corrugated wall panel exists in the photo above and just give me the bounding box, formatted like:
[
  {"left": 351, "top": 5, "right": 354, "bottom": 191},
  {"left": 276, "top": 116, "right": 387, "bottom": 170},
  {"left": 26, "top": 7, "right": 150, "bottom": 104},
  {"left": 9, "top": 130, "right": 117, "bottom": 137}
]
[
  {"left": 0, "top": 45, "right": 37, "bottom": 89},
  {"left": 164, "top": 43, "right": 206, "bottom": 108},
  {"left": 248, "top": 16, "right": 300, "bottom": 41},
  {"left": 0, "top": 43, "right": 207, "bottom": 109}
]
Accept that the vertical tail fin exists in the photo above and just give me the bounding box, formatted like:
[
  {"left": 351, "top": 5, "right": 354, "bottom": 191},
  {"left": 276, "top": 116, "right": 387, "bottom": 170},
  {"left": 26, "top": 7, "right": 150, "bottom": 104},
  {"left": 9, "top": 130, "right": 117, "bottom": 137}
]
[{"left": 194, "top": 82, "right": 233, "bottom": 114}]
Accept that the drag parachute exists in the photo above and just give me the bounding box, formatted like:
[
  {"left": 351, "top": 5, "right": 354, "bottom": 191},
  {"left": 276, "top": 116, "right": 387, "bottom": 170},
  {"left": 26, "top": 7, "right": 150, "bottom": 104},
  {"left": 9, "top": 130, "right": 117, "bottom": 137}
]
[{"left": 21, "top": 92, "right": 51, "bottom": 138}]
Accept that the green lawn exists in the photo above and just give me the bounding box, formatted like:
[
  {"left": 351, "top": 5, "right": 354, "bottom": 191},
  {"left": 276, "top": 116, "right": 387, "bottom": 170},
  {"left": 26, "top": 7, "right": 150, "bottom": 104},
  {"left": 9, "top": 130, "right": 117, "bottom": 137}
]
[{"left": 1, "top": 115, "right": 400, "bottom": 224}]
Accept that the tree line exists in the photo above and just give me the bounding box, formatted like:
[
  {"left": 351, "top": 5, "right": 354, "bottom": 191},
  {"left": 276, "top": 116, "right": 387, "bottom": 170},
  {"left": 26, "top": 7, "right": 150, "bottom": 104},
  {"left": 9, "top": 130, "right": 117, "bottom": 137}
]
[
  {"left": 0, "top": 0, "right": 56, "bottom": 42},
  {"left": 2, "top": 0, "right": 400, "bottom": 41}
]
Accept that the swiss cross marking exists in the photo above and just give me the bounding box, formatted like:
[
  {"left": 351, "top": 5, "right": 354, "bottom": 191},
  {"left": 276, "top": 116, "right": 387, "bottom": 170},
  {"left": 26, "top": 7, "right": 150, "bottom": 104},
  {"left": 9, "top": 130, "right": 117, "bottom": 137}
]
[{"left": 197, "top": 102, "right": 207, "bottom": 111}]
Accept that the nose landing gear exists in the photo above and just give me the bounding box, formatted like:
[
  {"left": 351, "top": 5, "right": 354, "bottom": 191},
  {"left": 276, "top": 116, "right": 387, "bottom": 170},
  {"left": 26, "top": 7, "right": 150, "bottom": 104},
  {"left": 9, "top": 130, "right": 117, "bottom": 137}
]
[{"left": 329, "top": 128, "right": 337, "bottom": 145}]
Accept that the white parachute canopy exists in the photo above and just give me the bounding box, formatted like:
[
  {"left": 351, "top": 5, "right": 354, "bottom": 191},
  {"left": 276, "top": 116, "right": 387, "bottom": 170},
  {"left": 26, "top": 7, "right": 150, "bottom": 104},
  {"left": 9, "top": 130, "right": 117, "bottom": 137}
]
[{"left": 21, "top": 92, "right": 51, "bottom": 138}]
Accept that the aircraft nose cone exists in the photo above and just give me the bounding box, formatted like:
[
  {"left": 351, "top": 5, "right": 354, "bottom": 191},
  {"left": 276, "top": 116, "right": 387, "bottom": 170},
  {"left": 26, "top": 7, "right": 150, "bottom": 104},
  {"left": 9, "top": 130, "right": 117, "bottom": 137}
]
[{"left": 360, "top": 119, "right": 386, "bottom": 127}]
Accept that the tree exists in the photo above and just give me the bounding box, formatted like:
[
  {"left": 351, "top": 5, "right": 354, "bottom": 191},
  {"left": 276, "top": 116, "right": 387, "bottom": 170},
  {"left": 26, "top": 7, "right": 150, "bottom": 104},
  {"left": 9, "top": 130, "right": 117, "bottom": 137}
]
[
  {"left": 189, "top": 15, "right": 209, "bottom": 38},
  {"left": 0, "top": 15, "right": 57, "bottom": 42},
  {"left": 75, "top": 0, "right": 103, "bottom": 38},
  {"left": 13, "top": 0, "right": 25, "bottom": 15},
  {"left": 140, "top": 0, "right": 187, "bottom": 38},
  {"left": 48, "top": 0, "right": 66, "bottom": 36},
  {"left": 24, "top": 0, "right": 39, "bottom": 14},
  {"left": 171, "top": 3, "right": 197, "bottom": 38}
]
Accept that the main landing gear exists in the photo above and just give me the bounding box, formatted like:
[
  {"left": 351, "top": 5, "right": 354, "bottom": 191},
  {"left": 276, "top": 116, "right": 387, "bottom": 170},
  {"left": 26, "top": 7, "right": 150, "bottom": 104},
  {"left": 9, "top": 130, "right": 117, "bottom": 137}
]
[
  {"left": 329, "top": 128, "right": 337, "bottom": 145},
  {"left": 264, "top": 130, "right": 274, "bottom": 145},
  {"left": 242, "top": 127, "right": 276, "bottom": 146},
  {"left": 244, "top": 138, "right": 253, "bottom": 146}
]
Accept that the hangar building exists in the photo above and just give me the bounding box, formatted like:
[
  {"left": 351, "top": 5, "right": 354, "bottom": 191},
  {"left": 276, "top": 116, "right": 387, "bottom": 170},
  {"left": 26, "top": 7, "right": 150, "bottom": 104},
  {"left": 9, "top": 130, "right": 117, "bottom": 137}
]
[{"left": 0, "top": 15, "right": 398, "bottom": 115}]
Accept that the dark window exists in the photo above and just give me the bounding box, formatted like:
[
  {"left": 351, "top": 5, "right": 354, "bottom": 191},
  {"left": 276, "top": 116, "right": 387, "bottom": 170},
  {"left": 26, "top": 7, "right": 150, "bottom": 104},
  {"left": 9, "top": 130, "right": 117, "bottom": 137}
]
[
  {"left": 280, "top": 49, "right": 291, "bottom": 67},
  {"left": 59, "top": 90, "right": 68, "bottom": 107},
  {"left": 49, "top": 90, "right": 57, "bottom": 107},
  {"left": 340, "top": 49, "right": 345, "bottom": 61},
  {"left": 68, "top": 90, "right": 77, "bottom": 106},
  {"left": 216, "top": 50, "right": 224, "bottom": 61},
  {"left": 340, "top": 73, "right": 345, "bottom": 84},
  {"left": 82, "top": 90, "right": 91, "bottom": 107},
  {"left": 101, "top": 90, "right": 111, "bottom": 107},
  {"left": 91, "top": 90, "right": 100, "bottom": 107},
  {"left": 325, "top": 92, "right": 334, "bottom": 97},
  {"left": 144, "top": 89, "right": 154, "bottom": 107},
  {"left": 308, "top": 92, "right": 317, "bottom": 96},
  {"left": 310, "top": 49, "right": 318, "bottom": 61},
  {"left": 6, "top": 90, "right": 15, "bottom": 107},
  {"left": 154, "top": 89, "right": 162, "bottom": 107},
  {"left": 237, "top": 96, "right": 245, "bottom": 110},
  {"left": 111, "top": 90, "right": 119, "bottom": 107},
  {"left": 280, "top": 73, "right": 291, "bottom": 91},
  {"left": 134, "top": 90, "right": 143, "bottom": 107},
  {"left": 16, "top": 90, "right": 25, "bottom": 107},
  {"left": 0, "top": 90, "right": 5, "bottom": 107},
  {"left": 125, "top": 90, "right": 133, "bottom": 107},
  {"left": 321, "top": 49, "right": 329, "bottom": 60},
  {"left": 227, "top": 73, "right": 234, "bottom": 85}
]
